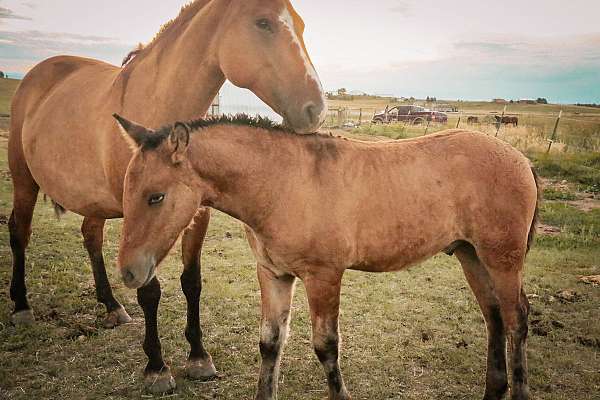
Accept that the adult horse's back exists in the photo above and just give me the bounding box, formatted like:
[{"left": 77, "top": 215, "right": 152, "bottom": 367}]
[{"left": 8, "top": 0, "right": 325, "bottom": 391}]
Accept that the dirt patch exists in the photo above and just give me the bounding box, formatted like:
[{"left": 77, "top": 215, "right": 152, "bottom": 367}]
[
  {"left": 537, "top": 223, "right": 561, "bottom": 236},
  {"left": 578, "top": 275, "right": 600, "bottom": 287},
  {"left": 566, "top": 197, "right": 600, "bottom": 212}
]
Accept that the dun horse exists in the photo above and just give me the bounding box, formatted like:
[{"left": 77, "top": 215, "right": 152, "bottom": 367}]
[
  {"left": 8, "top": 0, "right": 325, "bottom": 392},
  {"left": 115, "top": 114, "right": 539, "bottom": 400}
]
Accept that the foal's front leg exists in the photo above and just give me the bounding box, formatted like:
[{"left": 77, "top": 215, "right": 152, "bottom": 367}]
[
  {"left": 304, "top": 273, "right": 350, "bottom": 400},
  {"left": 137, "top": 277, "right": 175, "bottom": 394},
  {"left": 255, "top": 265, "right": 296, "bottom": 400}
]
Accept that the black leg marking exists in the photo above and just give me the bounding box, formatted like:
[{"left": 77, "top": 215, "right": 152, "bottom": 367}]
[
  {"left": 315, "top": 336, "right": 345, "bottom": 395},
  {"left": 181, "top": 264, "right": 210, "bottom": 361},
  {"left": 137, "top": 277, "right": 165, "bottom": 373},
  {"left": 9, "top": 211, "right": 30, "bottom": 313},
  {"left": 484, "top": 305, "right": 508, "bottom": 399}
]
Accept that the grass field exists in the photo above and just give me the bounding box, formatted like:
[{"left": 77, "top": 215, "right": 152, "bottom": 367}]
[
  {"left": 0, "top": 86, "right": 599, "bottom": 399},
  {"left": 0, "top": 79, "right": 19, "bottom": 116}
]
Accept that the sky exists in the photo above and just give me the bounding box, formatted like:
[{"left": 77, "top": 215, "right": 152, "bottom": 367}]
[{"left": 1, "top": 0, "right": 599, "bottom": 103}]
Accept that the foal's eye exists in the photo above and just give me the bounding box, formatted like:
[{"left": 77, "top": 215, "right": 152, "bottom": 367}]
[
  {"left": 148, "top": 193, "right": 165, "bottom": 206},
  {"left": 256, "top": 18, "right": 273, "bottom": 33}
]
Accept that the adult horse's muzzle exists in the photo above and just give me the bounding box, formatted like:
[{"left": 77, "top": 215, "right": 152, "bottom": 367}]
[
  {"left": 284, "top": 100, "right": 327, "bottom": 134},
  {"left": 120, "top": 255, "right": 157, "bottom": 289}
]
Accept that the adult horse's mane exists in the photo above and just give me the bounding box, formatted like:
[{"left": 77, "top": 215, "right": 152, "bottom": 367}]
[{"left": 122, "top": 0, "right": 212, "bottom": 66}]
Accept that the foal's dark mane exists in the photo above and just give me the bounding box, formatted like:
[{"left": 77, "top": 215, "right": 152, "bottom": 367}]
[{"left": 142, "top": 114, "right": 295, "bottom": 150}]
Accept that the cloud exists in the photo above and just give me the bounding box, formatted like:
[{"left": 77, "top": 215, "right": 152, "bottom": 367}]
[
  {"left": 388, "top": 1, "right": 413, "bottom": 17},
  {"left": 451, "top": 34, "right": 600, "bottom": 68},
  {"left": 317, "top": 33, "right": 600, "bottom": 103},
  {"left": 0, "top": 29, "right": 132, "bottom": 72},
  {"left": 0, "top": 6, "right": 30, "bottom": 20}
]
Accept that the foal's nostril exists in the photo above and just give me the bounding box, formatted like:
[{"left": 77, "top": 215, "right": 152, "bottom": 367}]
[{"left": 123, "top": 270, "right": 135, "bottom": 284}]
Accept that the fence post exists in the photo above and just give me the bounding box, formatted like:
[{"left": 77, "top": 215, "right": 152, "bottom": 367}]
[
  {"left": 358, "top": 108, "right": 363, "bottom": 126},
  {"left": 546, "top": 110, "right": 562, "bottom": 153},
  {"left": 424, "top": 118, "right": 431, "bottom": 135},
  {"left": 495, "top": 105, "right": 507, "bottom": 137},
  {"left": 456, "top": 114, "right": 461, "bottom": 128},
  {"left": 337, "top": 108, "right": 344, "bottom": 127}
]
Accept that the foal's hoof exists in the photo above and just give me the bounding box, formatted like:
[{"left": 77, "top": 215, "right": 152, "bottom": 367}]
[
  {"left": 144, "top": 369, "right": 176, "bottom": 394},
  {"left": 11, "top": 309, "right": 35, "bottom": 326},
  {"left": 103, "top": 307, "right": 132, "bottom": 329},
  {"left": 185, "top": 356, "right": 217, "bottom": 380}
]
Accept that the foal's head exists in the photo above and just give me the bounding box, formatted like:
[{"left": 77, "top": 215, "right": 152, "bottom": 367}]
[
  {"left": 217, "top": 0, "right": 326, "bottom": 132},
  {"left": 114, "top": 115, "right": 203, "bottom": 289}
]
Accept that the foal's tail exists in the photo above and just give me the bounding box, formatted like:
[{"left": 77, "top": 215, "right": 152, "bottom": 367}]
[{"left": 526, "top": 167, "right": 541, "bottom": 253}]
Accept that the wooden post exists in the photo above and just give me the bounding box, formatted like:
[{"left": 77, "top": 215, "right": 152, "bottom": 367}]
[
  {"left": 337, "top": 108, "right": 344, "bottom": 127},
  {"left": 456, "top": 114, "right": 461, "bottom": 128},
  {"left": 495, "top": 105, "right": 506, "bottom": 137},
  {"left": 358, "top": 108, "right": 363, "bottom": 126},
  {"left": 424, "top": 118, "right": 431, "bottom": 135},
  {"left": 546, "top": 110, "right": 563, "bottom": 153}
]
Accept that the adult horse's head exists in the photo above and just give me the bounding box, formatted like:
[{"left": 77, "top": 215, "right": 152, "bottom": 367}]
[
  {"left": 113, "top": 115, "right": 204, "bottom": 289},
  {"left": 216, "top": 0, "right": 326, "bottom": 133}
]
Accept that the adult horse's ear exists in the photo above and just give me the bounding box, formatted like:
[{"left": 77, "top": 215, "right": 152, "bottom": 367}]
[
  {"left": 169, "top": 122, "right": 190, "bottom": 164},
  {"left": 113, "top": 113, "right": 150, "bottom": 150}
]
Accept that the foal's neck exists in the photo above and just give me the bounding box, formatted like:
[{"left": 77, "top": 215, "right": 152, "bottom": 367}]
[
  {"left": 189, "top": 126, "right": 326, "bottom": 230},
  {"left": 115, "top": 0, "right": 226, "bottom": 125}
]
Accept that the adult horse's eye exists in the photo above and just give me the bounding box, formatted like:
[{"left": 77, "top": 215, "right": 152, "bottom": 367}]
[
  {"left": 256, "top": 18, "right": 273, "bottom": 33},
  {"left": 148, "top": 193, "right": 165, "bottom": 206}
]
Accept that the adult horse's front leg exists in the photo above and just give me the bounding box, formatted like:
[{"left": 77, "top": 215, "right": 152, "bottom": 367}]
[
  {"left": 255, "top": 265, "right": 296, "bottom": 400},
  {"left": 304, "top": 272, "right": 351, "bottom": 400},
  {"left": 81, "top": 217, "right": 132, "bottom": 328},
  {"left": 137, "top": 277, "right": 175, "bottom": 394},
  {"left": 180, "top": 208, "right": 217, "bottom": 379}
]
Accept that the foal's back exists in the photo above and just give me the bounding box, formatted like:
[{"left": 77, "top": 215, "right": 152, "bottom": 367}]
[{"left": 265, "top": 129, "right": 537, "bottom": 273}]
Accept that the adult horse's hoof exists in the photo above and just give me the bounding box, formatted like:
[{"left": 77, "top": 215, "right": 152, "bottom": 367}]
[
  {"left": 144, "top": 368, "right": 176, "bottom": 394},
  {"left": 185, "top": 356, "right": 217, "bottom": 380},
  {"left": 11, "top": 309, "right": 35, "bottom": 326},
  {"left": 103, "top": 306, "right": 132, "bottom": 329}
]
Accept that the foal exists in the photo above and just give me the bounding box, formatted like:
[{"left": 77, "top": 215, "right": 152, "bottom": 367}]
[{"left": 115, "top": 114, "right": 538, "bottom": 400}]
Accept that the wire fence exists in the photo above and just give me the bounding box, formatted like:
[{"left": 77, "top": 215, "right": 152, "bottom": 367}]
[
  {"left": 209, "top": 85, "right": 599, "bottom": 153},
  {"left": 323, "top": 106, "right": 600, "bottom": 153}
]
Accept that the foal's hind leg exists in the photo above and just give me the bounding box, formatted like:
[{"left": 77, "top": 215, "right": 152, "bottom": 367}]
[
  {"left": 81, "top": 217, "right": 132, "bottom": 328},
  {"left": 8, "top": 179, "right": 39, "bottom": 325},
  {"left": 180, "top": 208, "right": 217, "bottom": 379},
  {"left": 485, "top": 267, "right": 529, "bottom": 400},
  {"left": 455, "top": 245, "right": 508, "bottom": 400},
  {"left": 304, "top": 272, "right": 350, "bottom": 400}
]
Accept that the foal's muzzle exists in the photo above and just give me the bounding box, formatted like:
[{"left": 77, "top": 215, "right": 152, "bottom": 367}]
[{"left": 121, "top": 260, "right": 156, "bottom": 289}]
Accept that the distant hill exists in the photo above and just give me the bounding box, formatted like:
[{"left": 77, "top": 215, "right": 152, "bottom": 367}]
[{"left": 0, "top": 78, "right": 20, "bottom": 115}]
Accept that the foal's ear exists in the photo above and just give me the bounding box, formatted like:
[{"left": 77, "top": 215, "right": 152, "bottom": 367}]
[
  {"left": 169, "top": 122, "right": 191, "bottom": 164},
  {"left": 113, "top": 113, "right": 151, "bottom": 150}
]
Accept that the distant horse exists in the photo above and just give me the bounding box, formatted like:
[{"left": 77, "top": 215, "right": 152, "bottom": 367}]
[
  {"left": 467, "top": 116, "right": 479, "bottom": 124},
  {"left": 115, "top": 114, "right": 539, "bottom": 400},
  {"left": 495, "top": 115, "right": 519, "bottom": 126},
  {"left": 8, "top": 0, "right": 325, "bottom": 393}
]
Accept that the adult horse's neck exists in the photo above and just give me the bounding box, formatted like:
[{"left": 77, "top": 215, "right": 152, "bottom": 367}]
[{"left": 115, "top": 0, "right": 226, "bottom": 125}]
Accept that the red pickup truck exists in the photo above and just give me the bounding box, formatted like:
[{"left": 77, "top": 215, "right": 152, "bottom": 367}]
[{"left": 372, "top": 105, "right": 448, "bottom": 124}]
